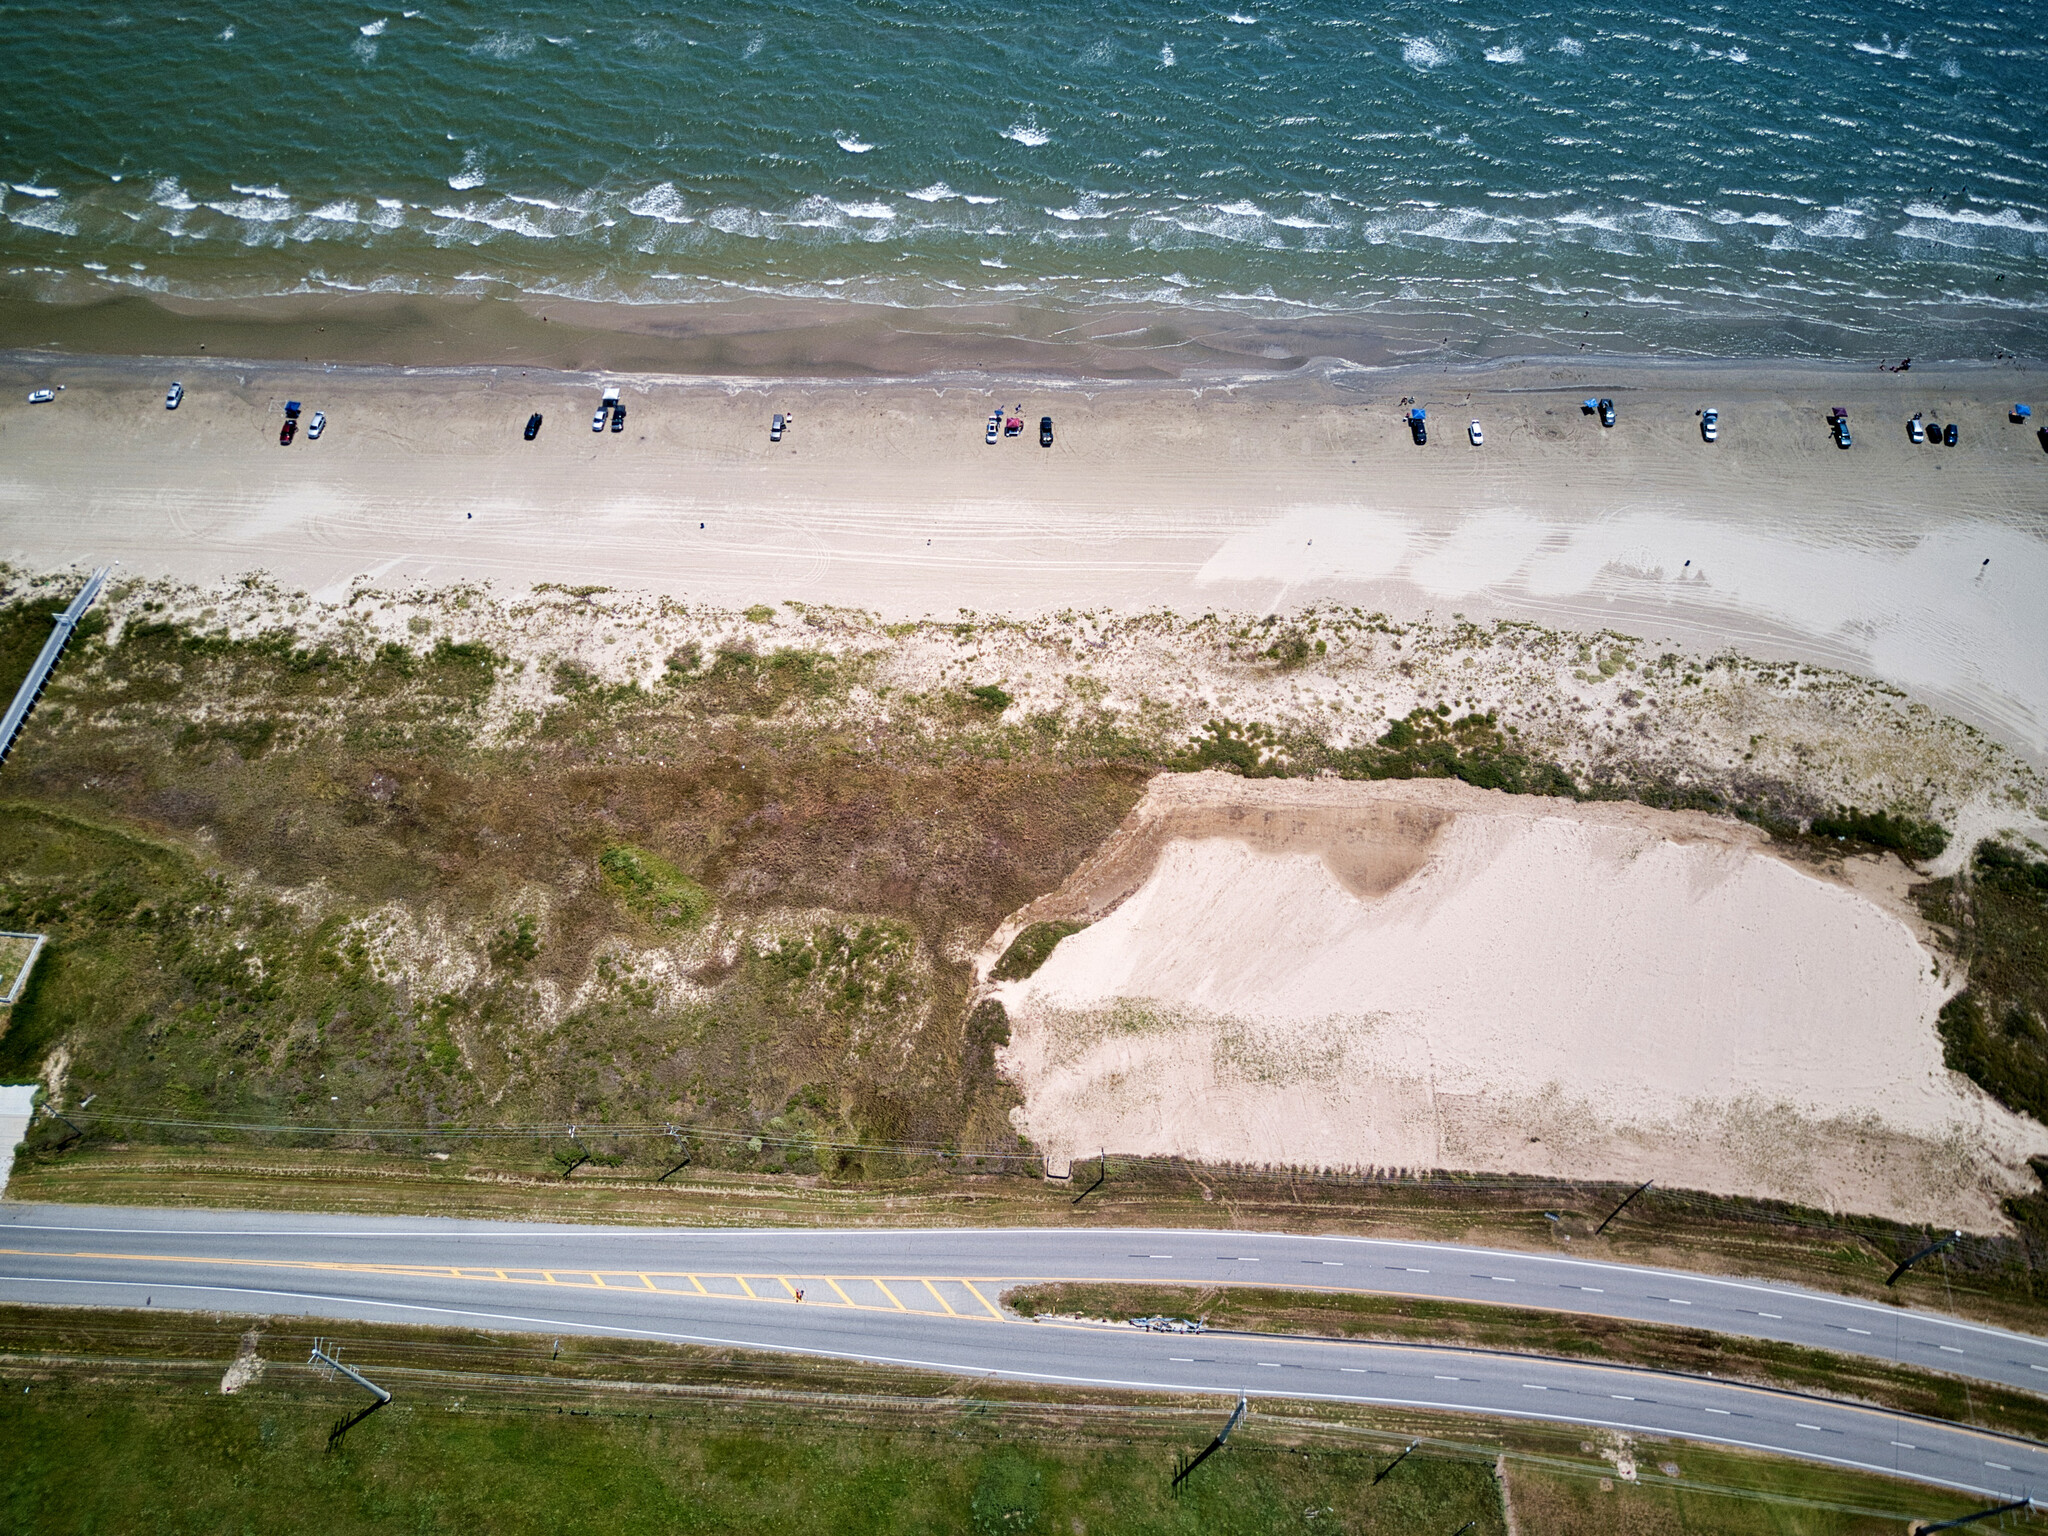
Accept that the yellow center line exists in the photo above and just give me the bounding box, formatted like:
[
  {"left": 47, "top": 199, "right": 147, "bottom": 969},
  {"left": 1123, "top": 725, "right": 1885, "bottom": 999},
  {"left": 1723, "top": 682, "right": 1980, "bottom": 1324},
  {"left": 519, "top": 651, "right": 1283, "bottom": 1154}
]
[
  {"left": 687, "top": 1274, "right": 709, "bottom": 1296},
  {"left": 777, "top": 1276, "right": 799, "bottom": 1300},
  {"left": 824, "top": 1277, "right": 857, "bottom": 1309},
  {"left": 960, "top": 1280, "right": 1006, "bottom": 1321},
  {"left": 735, "top": 1275, "right": 758, "bottom": 1300},
  {"left": 872, "top": 1278, "right": 908, "bottom": 1312},
  {"left": 920, "top": 1278, "right": 959, "bottom": 1317}
]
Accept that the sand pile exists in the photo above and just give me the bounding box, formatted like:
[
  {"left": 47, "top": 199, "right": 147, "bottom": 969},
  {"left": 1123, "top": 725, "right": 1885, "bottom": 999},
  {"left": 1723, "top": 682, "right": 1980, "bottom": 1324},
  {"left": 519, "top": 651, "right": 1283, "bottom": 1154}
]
[{"left": 991, "top": 774, "right": 2048, "bottom": 1229}]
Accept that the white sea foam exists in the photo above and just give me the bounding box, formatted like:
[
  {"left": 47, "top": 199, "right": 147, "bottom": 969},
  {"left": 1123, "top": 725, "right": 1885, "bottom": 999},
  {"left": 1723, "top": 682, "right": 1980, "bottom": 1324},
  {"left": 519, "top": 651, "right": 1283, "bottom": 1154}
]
[
  {"left": 219, "top": 24, "right": 234, "bottom": 40},
  {"left": 208, "top": 196, "right": 296, "bottom": 222},
  {"left": 835, "top": 134, "right": 875, "bottom": 153},
  {"left": 1851, "top": 36, "right": 1911, "bottom": 60},
  {"left": 1484, "top": 44, "right": 1524, "bottom": 64},
  {"left": 1554, "top": 36, "right": 1585, "bottom": 56},
  {"left": 1160, "top": 44, "right": 1175, "bottom": 66},
  {"left": 907, "top": 182, "right": 956, "bottom": 202},
  {"left": 962, "top": 193, "right": 1001, "bottom": 204},
  {"left": 1941, "top": 57, "right": 1960, "bottom": 78},
  {"left": 11, "top": 184, "right": 59, "bottom": 199},
  {"left": 627, "top": 183, "right": 693, "bottom": 224},
  {"left": 431, "top": 202, "right": 554, "bottom": 239},
  {"left": 839, "top": 201, "right": 895, "bottom": 220},
  {"left": 448, "top": 149, "right": 487, "bottom": 191},
  {"left": 1727, "top": 47, "right": 1748, "bottom": 63},
  {"left": 307, "top": 200, "right": 360, "bottom": 224},
  {"left": 231, "top": 183, "right": 289, "bottom": 199},
  {"left": 1002, "top": 119, "right": 1051, "bottom": 147},
  {"left": 152, "top": 178, "right": 198, "bottom": 210},
  {"left": 980, "top": 256, "right": 1007, "bottom": 267},
  {"left": 359, "top": 18, "right": 387, "bottom": 36},
  {"left": 468, "top": 32, "right": 536, "bottom": 60},
  {"left": 375, "top": 197, "right": 404, "bottom": 210},
  {"left": 9, "top": 204, "right": 77, "bottom": 237},
  {"left": 1402, "top": 37, "right": 1448, "bottom": 70},
  {"left": 1227, "top": 12, "right": 1257, "bottom": 23},
  {"left": 353, "top": 37, "right": 379, "bottom": 62}
]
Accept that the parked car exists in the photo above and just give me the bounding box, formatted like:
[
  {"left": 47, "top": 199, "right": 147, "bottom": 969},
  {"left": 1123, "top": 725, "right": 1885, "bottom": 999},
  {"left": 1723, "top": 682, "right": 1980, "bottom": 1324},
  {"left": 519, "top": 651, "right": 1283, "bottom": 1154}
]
[
  {"left": 1830, "top": 407, "right": 1851, "bottom": 449},
  {"left": 985, "top": 410, "right": 1001, "bottom": 445},
  {"left": 1004, "top": 416, "right": 1023, "bottom": 437},
  {"left": 1944, "top": 421, "right": 1958, "bottom": 447},
  {"left": 165, "top": 381, "right": 184, "bottom": 410},
  {"left": 524, "top": 412, "right": 543, "bottom": 441},
  {"left": 1408, "top": 406, "right": 1427, "bottom": 446},
  {"left": 1039, "top": 415, "right": 1053, "bottom": 447},
  {"left": 26, "top": 388, "right": 54, "bottom": 404},
  {"left": 610, "top": 403, "right": 626, "bottom": 433},
  {"left": 1467, "top": 419, "right": 1483, "bottom": 446},
  {"left": 1597, "top": 397, "right": 1615, "bottom": 428},
  {"left": 279, "top": 417, "right": 297, "bottom": 446},
  {"left": 1908, "top": 414, "right": 1925, "bottom": 444},
  {"left": 307, "top": 410, "right": 326, "bottom": 440},
  {"left": 591, "top": 406, "right": 607, "bottom": 433},
  {"left": 1701, "top": 408, "right": 1719, "bottom": 443},
  {"left": 771, "top": 412, "right": 786, "bottom": 442}
]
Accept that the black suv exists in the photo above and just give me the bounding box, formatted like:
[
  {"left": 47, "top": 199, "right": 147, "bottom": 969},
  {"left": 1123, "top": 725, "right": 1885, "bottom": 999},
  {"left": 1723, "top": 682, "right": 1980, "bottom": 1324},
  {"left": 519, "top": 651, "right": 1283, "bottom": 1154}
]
[
  {"left": 1598, "top": 397, "right": 1616, "bottom": 428},
  {"left": 1039, "top": 416, "right": 1053, "bottom": 447},
  {"left": 524, "top": 412, "right": 543, "bottom": 441}
]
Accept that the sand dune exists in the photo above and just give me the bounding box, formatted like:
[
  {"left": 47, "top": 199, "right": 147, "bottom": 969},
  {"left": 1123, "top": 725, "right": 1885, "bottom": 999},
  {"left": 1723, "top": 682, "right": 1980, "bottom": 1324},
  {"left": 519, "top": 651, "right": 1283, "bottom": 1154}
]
[{"left": 992, "top": 774, "right": 2048, "bottom": 1229}]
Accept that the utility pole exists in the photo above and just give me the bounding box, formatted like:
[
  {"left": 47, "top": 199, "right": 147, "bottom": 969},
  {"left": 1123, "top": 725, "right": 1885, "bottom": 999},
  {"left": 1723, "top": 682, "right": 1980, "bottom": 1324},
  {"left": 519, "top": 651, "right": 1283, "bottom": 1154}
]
[
  {"left": 309, "top": 1338, "right": 392, "bottom": 1448},
  {"left": 657, "top": 1125, "right": 692, "bottom": 1182},
  {"left": 559, "top": 1124, "right": 591, "bottom": 1180},
  {"left": 1887, "top": 1230, "right": 1963, "bottom": 1287},
  {"left": 1372, "top": 1440, "right": 1419, "bottom": 1486},
  {"left": 1913, "top": 1494, "right": 2034, "bottom": 1533},
  {"left": 1072, "top": 1149, "right": 1107, "bottom": 1205},
  {"left": 1595, "top": 1179, "right": 1654, "bottom": 1237},
  {"left": 1171, "top": 1395, "right": 1248, "bottom": 1491}
]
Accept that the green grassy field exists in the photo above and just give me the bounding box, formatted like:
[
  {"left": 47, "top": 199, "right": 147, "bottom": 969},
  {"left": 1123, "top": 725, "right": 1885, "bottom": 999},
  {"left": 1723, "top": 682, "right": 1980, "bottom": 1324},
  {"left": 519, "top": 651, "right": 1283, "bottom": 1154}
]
[{"left": 0, "top": 1306, "right": 1993, "bottom": 1536}]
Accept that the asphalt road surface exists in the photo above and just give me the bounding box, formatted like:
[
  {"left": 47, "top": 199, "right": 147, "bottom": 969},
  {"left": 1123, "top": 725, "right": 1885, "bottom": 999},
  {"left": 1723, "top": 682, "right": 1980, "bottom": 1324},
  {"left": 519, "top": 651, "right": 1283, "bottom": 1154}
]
[{"left": 2, "top": 1205, "right": 2042, "bottom": 1500}]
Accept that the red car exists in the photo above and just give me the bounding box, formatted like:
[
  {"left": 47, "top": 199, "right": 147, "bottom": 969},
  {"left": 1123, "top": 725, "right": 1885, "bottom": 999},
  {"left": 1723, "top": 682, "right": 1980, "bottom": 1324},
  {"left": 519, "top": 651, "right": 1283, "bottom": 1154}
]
[
  {"left": 279, "top": 418, "right": 297, "bottom": 446},
  {"left": 1004, "top": 416, "right": 1023, "bottom": 436}
]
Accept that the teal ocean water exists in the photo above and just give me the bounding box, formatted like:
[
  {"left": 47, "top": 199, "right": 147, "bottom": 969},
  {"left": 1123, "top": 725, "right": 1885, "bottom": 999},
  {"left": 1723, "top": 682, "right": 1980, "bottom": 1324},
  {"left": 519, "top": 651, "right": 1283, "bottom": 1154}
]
[{"left": 4, "top": 1, "right": 2045, "bottom": 360}]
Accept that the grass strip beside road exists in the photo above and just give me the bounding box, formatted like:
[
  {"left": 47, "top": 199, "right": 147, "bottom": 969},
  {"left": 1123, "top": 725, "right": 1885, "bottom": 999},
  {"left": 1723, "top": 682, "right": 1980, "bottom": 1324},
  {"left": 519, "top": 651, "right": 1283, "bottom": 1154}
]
[
  {"left": 1003, "top": 1281, "right": 2048, "bottom": 1443},
  {"left": 0, "top": 1305, "right": 1994, "bottom": 1536}
]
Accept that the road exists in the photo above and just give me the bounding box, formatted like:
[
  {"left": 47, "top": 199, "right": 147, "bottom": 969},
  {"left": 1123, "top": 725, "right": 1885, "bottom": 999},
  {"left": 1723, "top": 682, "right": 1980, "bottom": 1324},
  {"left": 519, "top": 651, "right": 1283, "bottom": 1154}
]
[{"left": 1, "top": 1205, "right": 2042, "bottom": 1500}]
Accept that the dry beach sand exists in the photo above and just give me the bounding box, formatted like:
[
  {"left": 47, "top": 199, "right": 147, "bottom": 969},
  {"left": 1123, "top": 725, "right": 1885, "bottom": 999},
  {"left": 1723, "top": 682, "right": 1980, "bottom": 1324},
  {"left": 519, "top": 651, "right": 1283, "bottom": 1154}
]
[
  {"left": 1, "top": 349, "right": 2044, "bottom": 755},
  {"left": 989, "top": 774, "right": 2048, "bottom": 1229}
]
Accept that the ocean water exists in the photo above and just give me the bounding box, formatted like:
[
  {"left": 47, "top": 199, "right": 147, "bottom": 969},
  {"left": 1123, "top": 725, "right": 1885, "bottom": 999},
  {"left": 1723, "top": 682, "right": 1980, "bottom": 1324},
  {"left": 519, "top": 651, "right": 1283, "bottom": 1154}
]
[{"left": 4, "top": 1, "right": 2045, "bottom": 361}]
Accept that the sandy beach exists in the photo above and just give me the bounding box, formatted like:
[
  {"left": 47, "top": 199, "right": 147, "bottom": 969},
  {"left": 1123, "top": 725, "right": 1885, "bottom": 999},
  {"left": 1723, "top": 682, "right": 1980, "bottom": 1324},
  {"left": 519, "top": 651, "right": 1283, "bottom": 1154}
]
[
  {"left": 4, "top": 348, "right": 2048, "bottom": 765},
  {"left": 2, "top": 346, "right": 2042, "bottom": 755}
]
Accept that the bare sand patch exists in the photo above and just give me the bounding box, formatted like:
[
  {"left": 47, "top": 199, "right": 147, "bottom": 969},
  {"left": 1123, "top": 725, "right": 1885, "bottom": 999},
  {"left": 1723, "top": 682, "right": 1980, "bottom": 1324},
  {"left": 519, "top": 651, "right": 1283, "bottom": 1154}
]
[{"left": 993, "top": 774, "right": 2048, "bottom": 1229}]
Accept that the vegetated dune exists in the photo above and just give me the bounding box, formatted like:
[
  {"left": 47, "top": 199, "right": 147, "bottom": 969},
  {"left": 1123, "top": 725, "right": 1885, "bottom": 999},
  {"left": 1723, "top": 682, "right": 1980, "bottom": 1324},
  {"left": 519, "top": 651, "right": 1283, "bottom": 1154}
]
[{"left": 990, "top": 773, "right": 2048, "bottom": 1230}]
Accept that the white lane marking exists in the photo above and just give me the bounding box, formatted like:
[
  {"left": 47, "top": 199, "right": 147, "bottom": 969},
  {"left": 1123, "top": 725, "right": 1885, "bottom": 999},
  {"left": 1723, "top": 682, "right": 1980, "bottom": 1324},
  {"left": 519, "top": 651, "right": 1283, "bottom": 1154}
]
[
  {"left": 1611, "top": 1395, "right": 1636, "bottom": 1401},
  {"left": 1433, "top": 1375, "right": 1462, "bottom": 1382},
  {"left": 1257, "top": 1362, "right": 1282, "bottom": 1368},
  {"left": 1487, "top": 1276, "right": 1516, "bottom": 1283},
  {"left": 1704, "top": 1408, "right": 1731, "bottom": 1415},
  {"left": 1939, "top": 1345, "right": 1965, "bottom": 1354},
  {"left": 1846, "top": 1327, "right": 1872, "bottom": 1336},
  {"left": 1170, "top": 1357, "right": 1193, "bottom": 1362},
  {"left": 1522, "top": 1383, "right": 1548, "bottom": 1391},
  {"left": 1339, "top": 1368, "right": 1370, "bottom": 1373},
  {"left": 1395, "top": 1268, "right": 1430, "bottom": 1274},
  {"left": 1304, "top": 1261, "right": 1343, "bottom": 1266},
  {"left": 1757, "top": 1312, "right": 1782, "bottom": 1319},
  {"left": 1568, "top": 1286, "right": 1604, "bottom": 1293},
  {"left": 2032, "top": 1364, "right": 2048, "bottom": 1373},
  {"left": 1219, "top": 1256, "right": 1260, "bottom": 1262},
  {"left": 1891, "top": 1441, "right": 1917, "bottom": 1450},
  {"left": 1987, "top": 1462, "right": 2013, "bottom": 1472},
  {"left": 1654, "top": 1297, "right": 1694, "bottom": 1305},
  {"left": 1796, "top": 1423, "right": 1825, "bottom": 1432}
]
